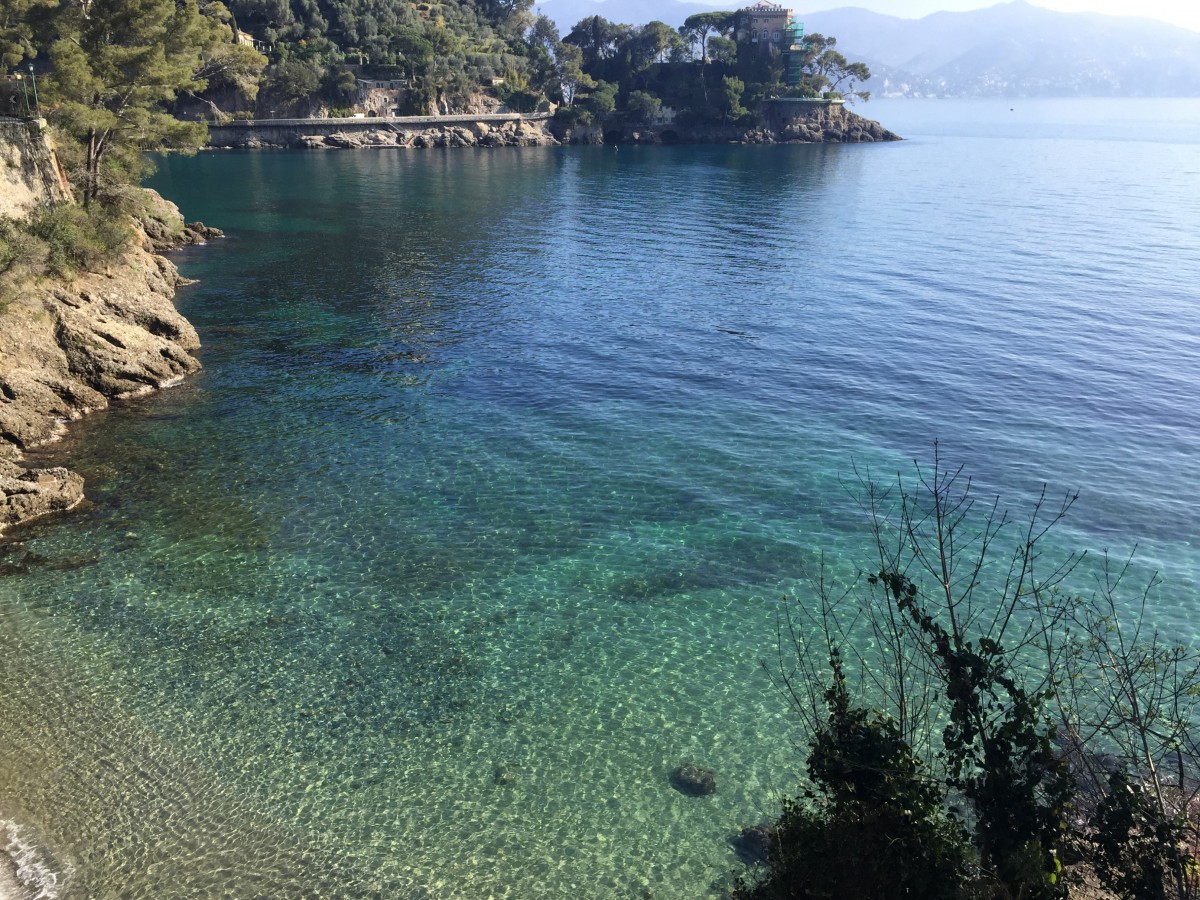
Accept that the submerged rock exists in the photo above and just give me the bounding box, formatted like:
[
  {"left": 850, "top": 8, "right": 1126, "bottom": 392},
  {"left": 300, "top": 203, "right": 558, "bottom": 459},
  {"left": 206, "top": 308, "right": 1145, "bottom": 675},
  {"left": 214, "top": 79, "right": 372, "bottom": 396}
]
[
  {"left": 731, "top": 822, "right": 776, "bottom": 864},
  {"left": 670, "top": 764, "right": 716, "bottom": 796},
  {"left": 493, "top": 763, "right": 519, "bottom": 786}
]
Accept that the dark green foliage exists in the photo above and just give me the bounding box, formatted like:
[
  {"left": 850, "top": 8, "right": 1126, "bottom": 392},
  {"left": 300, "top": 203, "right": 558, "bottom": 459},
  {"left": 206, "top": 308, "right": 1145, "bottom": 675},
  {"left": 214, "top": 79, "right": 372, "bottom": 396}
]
[
  {"left": 736, "top": 651, "right": 975, "bottom": 900},
  {"left": 1090, "top": 771, "right": 1192, "bottom": 900},
  {"left": 873, "top": 568, "right": 1072, "bottom": 898},
  {"left": 624, "top": 90, "right": 660, "bottom": 125},
  {"left": 741, "top": 451, "right": 1200, "bottom": 900},
  {"left": 551, "top": 105, "right": 585, "bottom": 126},
  {"left": 563, "top": 15, "right": 629, "bottom": 68},
  {"left": 43, "top": 0, "right": 258, "bottom": 204},
  {"left": 496, "top": 85, "right": 539, "bottom": 113},
  {"left": 720, "top": 75, "right": 747, "bottom": 122},
  {"left": 680, "top": 11, "right": 733, "bottom": 63},
  {"left": 587, "top": 80, "right": 617, "bottom": 118},
  {"left": 320, "top": 67, "right": 359, "bottom": 106},
  {"left": 793, "top": 33, "right": 871, "bottom": 101},
  {"left": 707, "top": 35, "right": 738, "bottom": 67},
  {"left": 24, "top": 204, "right": 131, "bottom": 276},
  {"left": 262, "top": 57, "right": 323, "bottom": 115},
  {"left": 15, "top": 0, "right": 873, "bottom": 147},
  {"left": 552, "top": 17, "right": 873, "bottom": 129},
  {"left": 736, "top": 453, "right": 1200, "bottom": 900}
]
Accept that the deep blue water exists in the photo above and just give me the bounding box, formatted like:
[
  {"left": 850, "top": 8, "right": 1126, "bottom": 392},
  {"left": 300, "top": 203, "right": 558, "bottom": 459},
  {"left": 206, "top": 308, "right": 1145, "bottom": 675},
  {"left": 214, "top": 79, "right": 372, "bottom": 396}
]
[{"left": 1, "top": 98, "right": 1199, "bottom": 898}]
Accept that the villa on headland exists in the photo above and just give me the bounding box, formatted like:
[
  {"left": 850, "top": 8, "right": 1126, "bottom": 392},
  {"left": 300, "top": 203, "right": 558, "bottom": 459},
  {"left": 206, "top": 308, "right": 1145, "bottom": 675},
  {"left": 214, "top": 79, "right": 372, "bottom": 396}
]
[
  {"left": 733, "top": 1, "right": 812, "bottom": 86},
  {"left": 735, "top": 1, "right": 793, "bottom": 52}
]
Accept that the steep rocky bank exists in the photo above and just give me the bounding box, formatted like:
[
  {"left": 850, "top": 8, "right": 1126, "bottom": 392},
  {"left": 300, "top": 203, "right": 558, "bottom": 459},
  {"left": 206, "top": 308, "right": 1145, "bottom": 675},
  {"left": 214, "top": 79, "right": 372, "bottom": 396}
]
[
  {"left": 748, "top": 102, "right": 901, "bottom": 143},
  {"left": 0, "top": 192, "right": 211, "bottom": 534}
]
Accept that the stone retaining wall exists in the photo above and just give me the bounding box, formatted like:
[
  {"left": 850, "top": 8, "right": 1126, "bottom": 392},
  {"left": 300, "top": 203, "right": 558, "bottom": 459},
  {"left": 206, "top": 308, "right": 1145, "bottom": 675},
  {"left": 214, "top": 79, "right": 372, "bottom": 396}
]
[{"left": 207, "top": 114, "right": 557, "bottom": 149}]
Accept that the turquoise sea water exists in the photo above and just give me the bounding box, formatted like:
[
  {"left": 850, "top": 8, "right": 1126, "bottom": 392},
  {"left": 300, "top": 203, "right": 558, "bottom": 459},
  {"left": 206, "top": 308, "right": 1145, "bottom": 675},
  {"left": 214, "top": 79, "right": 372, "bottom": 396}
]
[{"left": 2, "top": 98, "right": 1200, "bottom": 898}]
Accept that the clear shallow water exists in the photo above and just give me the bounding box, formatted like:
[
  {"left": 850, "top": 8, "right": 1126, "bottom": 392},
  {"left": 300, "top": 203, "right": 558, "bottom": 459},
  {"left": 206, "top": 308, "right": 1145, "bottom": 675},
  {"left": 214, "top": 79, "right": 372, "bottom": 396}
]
[{"left": 2, "top": 98, "right": 1200, "bottom": 898}]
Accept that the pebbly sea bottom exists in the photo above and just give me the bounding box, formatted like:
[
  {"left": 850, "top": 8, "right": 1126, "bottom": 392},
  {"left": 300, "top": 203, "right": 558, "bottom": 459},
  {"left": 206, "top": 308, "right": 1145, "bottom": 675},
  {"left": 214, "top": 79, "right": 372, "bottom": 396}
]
[{"left": 2, "top": 98, "right": 1200, "bottom": 898}]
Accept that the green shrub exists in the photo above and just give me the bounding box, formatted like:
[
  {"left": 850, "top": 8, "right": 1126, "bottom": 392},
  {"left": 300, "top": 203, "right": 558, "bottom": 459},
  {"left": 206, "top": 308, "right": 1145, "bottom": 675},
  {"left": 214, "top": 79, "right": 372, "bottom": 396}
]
[
  {"left": 874, "top": 567, "right": 1073, "bottom": 899},
  {"left": 625, "top": 91, "right": 661, "bottom": 126},
  {"left": 0, "top": 217, "right": 49, "bottom": 277},
  {"left": 25, "top": 203, "right": 131, "bottom": 276},
  {"left": 498, "top": 87, "right": 540, "bottom": 114},
  {"left": 1090, "top": 771, "right": 1193, "bottom": 900},
  {"left": 736, "top": 651, "right": 977, "bottom": 900},
  {"left": 552, "top": 106, "right": 592, "bottom": 127}
]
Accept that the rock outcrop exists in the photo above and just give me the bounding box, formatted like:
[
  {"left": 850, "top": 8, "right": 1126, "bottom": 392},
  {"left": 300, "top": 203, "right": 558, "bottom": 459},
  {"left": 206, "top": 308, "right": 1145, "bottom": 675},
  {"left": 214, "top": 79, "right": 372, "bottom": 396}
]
[
  {"left": 751, "top": 102, "right": 901, "bottom": 144},
  {"left": 554, "top": 102, "right": 901, "bottom": 146},
  {"left": 307, "top": 119, "right": 556, "bottom": 149},
  {"left": 0, "top": 192, "right": 202, "bottom": 534},
  {"left": 207, "top": 106, "right": 897, "bottom": 151},
  {"left": 0, "top": 120, "right": 71, "bottom": 219},
  {"left": 137, "top": 188, "right": 224, "bottom": 252},
  {"left": 732, "top": 822, "right": 777, "bottom": 864}
]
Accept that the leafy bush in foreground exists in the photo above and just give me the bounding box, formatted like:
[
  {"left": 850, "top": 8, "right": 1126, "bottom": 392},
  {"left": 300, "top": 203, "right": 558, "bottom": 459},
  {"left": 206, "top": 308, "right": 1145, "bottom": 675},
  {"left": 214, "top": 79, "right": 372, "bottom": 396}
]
[
  {"left": 738, "top": 448, "right": 1200, "bottom": 899},
  {"left": 735, "top": 649, "right": 975, "bottom": 900}
]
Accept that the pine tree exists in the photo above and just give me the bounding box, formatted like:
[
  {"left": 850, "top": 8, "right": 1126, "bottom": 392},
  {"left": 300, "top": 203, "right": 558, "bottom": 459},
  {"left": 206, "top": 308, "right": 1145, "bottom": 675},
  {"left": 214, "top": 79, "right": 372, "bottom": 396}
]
[{"left": 46, "top": 0, "right": 242, "bottom": 204}]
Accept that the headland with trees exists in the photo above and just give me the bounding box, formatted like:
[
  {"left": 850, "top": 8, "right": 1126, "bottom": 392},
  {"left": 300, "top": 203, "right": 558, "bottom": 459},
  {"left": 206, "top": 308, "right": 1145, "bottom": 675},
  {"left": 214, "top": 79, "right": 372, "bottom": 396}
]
[{"left": 3, "top": 0, "right": 899, "bottom": 149}]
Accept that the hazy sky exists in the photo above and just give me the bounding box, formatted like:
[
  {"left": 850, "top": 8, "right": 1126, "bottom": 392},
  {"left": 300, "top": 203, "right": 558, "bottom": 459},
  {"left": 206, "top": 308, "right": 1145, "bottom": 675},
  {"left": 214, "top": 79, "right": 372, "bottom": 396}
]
[{"left": 810, "top": 0, "right": 1200, "bottom": 32}]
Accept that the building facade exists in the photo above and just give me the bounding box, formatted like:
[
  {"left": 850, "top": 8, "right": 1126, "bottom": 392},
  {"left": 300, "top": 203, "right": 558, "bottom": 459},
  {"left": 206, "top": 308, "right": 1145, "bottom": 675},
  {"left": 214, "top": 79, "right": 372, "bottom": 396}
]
[{"left": 734, "top": 1, "right": 793, "bottom": 54}]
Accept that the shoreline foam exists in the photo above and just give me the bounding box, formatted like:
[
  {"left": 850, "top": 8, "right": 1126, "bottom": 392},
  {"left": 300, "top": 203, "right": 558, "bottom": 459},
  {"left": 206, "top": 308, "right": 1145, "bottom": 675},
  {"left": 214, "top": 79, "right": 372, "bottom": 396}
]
[{"left": 1, "top": 819, "right": 65, "bottom": 900}]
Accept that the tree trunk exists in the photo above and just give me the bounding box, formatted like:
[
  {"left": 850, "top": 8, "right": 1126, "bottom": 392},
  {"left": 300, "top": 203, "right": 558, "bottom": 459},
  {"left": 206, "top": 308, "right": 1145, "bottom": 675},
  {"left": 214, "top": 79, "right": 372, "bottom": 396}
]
[{"left": 85, "top": 129, "right": 98, "bottom": 207}]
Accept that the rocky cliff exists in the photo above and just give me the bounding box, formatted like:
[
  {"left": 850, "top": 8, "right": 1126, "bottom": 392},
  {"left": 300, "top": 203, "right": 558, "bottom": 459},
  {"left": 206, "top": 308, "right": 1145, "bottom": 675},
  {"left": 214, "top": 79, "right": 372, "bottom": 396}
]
[
  {"left": 0, "top": 119, "right": 71, "bottom": 219},
  {"left": 302, "top": 118, "right": 558, "bottom": 149},
  {"left": 0, "top": 193, "right": 208, "bottom": 534}
]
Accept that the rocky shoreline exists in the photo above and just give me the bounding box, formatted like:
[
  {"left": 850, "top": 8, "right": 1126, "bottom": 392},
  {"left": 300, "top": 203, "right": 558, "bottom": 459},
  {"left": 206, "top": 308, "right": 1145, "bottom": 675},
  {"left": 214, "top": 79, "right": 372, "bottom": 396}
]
[
  {"left": 207, "top": 105, "right": 900, "bottom": 150},
  {"left": 0, "top": 192, "right": 213, "bottom": 535},
  {"left": 0, "top": 103, "right": 896, "bottom": 533}
]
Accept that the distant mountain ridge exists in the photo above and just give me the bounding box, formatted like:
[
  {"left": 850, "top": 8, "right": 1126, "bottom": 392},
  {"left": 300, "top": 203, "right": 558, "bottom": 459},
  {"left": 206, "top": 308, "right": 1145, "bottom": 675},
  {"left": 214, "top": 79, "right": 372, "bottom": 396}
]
[
  {"left": 537, "top": 0, "right": 1200, "bottom": 97},
  {"left": 802, "top": 2, "right": 1200, "bottom": 96}
]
